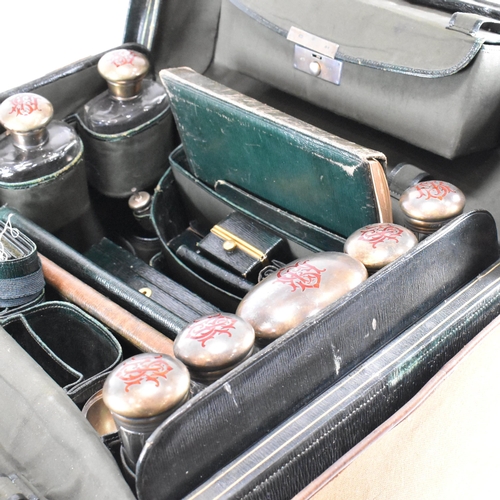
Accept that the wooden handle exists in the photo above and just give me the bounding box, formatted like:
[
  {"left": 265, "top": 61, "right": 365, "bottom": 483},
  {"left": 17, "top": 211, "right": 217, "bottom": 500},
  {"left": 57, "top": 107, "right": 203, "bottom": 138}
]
[{"left": 39, "top": 253, "right": 175, "bottom": 357}]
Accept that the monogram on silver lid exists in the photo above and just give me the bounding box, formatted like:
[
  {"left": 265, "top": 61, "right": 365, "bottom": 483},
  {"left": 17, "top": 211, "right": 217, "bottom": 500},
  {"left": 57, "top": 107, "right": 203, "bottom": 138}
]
[
  {"left": 98, "top": 49, "right": 150, "bottom": 98},
  {"left": 0, "top": 93, "right": 53, "bottom": 134},
  {"left": 344, "top": 222, "right": 418, "bottom": 272},
  {"left": 174, "top": 313, "right": 255, "bottom": 380},
  {"left": 103, "top": 353, "right": 190, "bottom": 419},
  {"left": 236, "top": 252, "right": 367, "bottom": 342},
  {"left": 399, "top": 180, "right": 466, "bottom": 234}
]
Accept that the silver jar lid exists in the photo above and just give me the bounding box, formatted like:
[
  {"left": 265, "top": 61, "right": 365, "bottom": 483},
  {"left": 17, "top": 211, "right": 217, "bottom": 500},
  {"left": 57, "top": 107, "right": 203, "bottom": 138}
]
[
  {"left": 344, "top": 222, "right": 418, "bottom": 272},
  {"left": 236, "top": 252, "right": 367, "bottom": 342},
  {"left": 399, "top": 180, "right": 465, "bottom": 234},
  {"left": 98, "top": 49, "right": 150, "bottom": 99},
  {"left": 0, "top": 93, "right": 53, "bottom": 133},
  {"left": 102, "top": 353, "right": 190, "bottom": 420},
  {"left": 174, "top": 313, "right": 255, "bottom": 380}
]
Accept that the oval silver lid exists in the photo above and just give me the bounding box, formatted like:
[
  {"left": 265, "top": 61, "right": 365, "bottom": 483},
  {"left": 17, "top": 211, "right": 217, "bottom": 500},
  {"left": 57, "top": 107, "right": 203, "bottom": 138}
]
[
  {"left": 102, "top": 353, "right": 190, "bottom": 419},
  {"left": 236, "top": 252, "right": 368, "bottom": 342},
  {"left": 174, "top": 313, "right": 255, "bottom": 372},
  {"left": 399, "top": 180, "right": 466, "bottom": 231},
  {"left": 0, "top": 93, "right": 53, "bottom": 133},
  {"left": 98, "top": 49, "right": 150, "bottom": 98},
  {"left": 344, "top": 222, "right": 418, "bottom": 271}
]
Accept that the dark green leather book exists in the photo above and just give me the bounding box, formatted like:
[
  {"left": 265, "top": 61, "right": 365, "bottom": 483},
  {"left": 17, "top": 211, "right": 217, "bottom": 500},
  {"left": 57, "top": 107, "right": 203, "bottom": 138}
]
[{"left": 160, "top": 67, "right": 392, "bottom": 239}]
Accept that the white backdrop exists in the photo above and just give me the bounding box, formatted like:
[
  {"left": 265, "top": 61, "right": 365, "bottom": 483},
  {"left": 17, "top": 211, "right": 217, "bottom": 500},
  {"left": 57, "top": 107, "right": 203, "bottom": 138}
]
[{"left": 0, "top": 0, "right": 130, "bottom": 92}]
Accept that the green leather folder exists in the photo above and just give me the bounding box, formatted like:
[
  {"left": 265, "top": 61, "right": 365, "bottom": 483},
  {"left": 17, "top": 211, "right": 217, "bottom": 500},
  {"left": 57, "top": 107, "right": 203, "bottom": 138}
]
[{"left": 160, "top": 67, "right": 392, "bottom": 239}]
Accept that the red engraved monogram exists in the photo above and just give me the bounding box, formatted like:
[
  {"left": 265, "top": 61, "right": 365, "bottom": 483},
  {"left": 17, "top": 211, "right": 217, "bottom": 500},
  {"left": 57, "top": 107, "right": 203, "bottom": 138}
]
[
  {"left": 111, "top": 50, "right": 136, "bottom": 67},
  {"left": 115, "top": 355, "right": 173, "bottom": 392},
  {"left": 9, "top": 95, "right": 40, "bottom": 117},
  {"left": 186, "top": 313, "right": 236, "bottom": 348},
  {"left": 358, "top": 224, "right": 404, "bottom": 249},
  {"left": 416, "top": 181, "right": 455, "bottom": 201},
  {"left": 275, "top": 260, "right": 326, "bottom": 292}
]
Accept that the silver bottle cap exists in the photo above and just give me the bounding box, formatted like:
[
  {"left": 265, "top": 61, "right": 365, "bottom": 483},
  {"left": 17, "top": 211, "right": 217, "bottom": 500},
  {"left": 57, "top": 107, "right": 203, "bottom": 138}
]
[
  {"left": 98, "top": 49, "right": 150, "bottom": 99},
  {"left": 236, "top": 252, "right": 367, "bottom": 342},
  {"left": 128, "top": 191, "right": 152, "bottom": 212},
  {"left": 174, "top": 313, "right": 255, "bottom": 380},
  {"left": 399, "top": 180, "right": 466, "bottom": 234},
  {"left": 344, "top": 223, "right": 418, "bottom": 272},
  {"left": 102, "top": 353, "right": 190, "bottom": 420},
  {"left": 0, "top": 93, "right": 53, "bottom": 146}
]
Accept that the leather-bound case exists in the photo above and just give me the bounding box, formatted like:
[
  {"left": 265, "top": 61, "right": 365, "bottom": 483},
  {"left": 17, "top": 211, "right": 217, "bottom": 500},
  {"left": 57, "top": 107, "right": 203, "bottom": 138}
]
[
  {"left": 160, "top": 67, "right": 392, "bottom": 240},
  {"left": 135, "top": 210, "right": 499, "bottom": 500},
  {"left": 85, "top": 237, "right": 218, "bottom": 322},
  {"left": 186, "top": 258, "right": 500, "bottom": 499},
  {"left": 197, "top": 211, "right": 288, "bottom": 281}
]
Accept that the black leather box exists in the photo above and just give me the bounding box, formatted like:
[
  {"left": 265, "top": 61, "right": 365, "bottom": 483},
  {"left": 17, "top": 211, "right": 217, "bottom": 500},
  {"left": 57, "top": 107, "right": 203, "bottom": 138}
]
[{"left": 2, "top": 2, "right": 500, "bottom": 500}]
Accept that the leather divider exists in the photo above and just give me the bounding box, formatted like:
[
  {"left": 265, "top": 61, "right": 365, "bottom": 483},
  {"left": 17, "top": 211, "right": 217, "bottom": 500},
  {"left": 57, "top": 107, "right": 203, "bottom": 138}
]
[
  {"left": 136, "top": 210, "right": 499, "bottom": 500},
  {"left": 186, "top": 258, "right": 500, "bottom": 499}
]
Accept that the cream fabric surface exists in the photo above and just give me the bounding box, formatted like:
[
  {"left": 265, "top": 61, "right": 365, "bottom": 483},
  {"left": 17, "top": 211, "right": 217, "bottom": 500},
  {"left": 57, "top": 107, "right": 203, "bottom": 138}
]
[{"left": 297, "top": 314, "right": 500, "bottom": 500}]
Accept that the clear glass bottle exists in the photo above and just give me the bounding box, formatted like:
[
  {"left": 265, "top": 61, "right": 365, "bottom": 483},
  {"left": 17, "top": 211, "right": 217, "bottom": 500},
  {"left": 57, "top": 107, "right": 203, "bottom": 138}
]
[
  {"left": 0, "top": 93, "right": 90, "bottom": 233},
  {"left": 77, "top": 48, "right": 174, "bottom": 198}
]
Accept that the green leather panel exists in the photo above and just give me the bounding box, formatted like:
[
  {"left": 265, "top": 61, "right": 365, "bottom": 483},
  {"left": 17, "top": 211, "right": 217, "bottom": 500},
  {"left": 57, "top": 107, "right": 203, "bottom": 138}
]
[
  {"left": 161, "top": 68, "right": 386, "bottom": 238},
  {"left": 228, "top": 0, "right": 496, "bottom": 77}
]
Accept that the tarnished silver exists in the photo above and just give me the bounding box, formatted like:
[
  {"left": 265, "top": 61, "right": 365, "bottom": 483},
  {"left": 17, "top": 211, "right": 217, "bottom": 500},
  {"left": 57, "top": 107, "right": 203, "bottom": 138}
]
[
  {"left": 82, "top": 389, "right": 117, "bottom": 437},
  {"left": 344, "top": 222, "right": 418, "bottom": 273},
  {"left": 174, "top": 313, "right": 255, "bottom": 381},
  {"left": 103, "top": 353, "right": 190, "bottom": 468},
  {"left": 0, "top": 93, "right": 53, "bottom": 148},
  {"left": 128, "top": 191, "right": 152, "bottom": 212},
  {"left": 236, "top": 252, "right": 367, "bottom": 342},
  {"left": 98, "top": 49, "right": 150, "bottom": 99},
  {"left": 399, "top": 180, "right": 466, "bottom": 237}
]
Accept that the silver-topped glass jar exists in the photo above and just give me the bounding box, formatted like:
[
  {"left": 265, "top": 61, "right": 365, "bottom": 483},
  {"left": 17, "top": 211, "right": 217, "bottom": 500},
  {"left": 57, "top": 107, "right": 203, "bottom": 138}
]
[
  {"left": 236, "top": 252, "right": 367, "bottom": 343},
  {"left": 0, "top": 93, "right": 90, "bottom": 232},
  {"left": 77, "top": 48, "right": 174, "bottom": 198},
  {"left": 174, "top": 313, "right": 255, "bottom": 382},
  {"left": 344, "top": 222, "right": 418, "bottom": 274},
  {"left": 102, "top": 353, "right": 190, "bottom": 470},
  {"left": 399, "top": 180, "right": 466, "bottom": 239}
]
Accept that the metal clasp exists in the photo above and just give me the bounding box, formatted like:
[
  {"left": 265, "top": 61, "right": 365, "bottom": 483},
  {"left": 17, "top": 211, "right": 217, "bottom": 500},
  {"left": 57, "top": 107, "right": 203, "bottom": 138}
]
[{"left": 287, "top": 27, "right": 343, "bottom": 85}]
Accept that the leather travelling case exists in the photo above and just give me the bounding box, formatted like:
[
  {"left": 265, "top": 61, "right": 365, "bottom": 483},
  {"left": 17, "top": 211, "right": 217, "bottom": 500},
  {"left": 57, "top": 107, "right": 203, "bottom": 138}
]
[{"left": 214, "top": 0, "right": 500, "bottom": 159}]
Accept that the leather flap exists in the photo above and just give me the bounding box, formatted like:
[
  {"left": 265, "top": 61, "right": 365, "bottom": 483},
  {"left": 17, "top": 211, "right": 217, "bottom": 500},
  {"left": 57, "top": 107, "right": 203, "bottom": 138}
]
[{"left": 230, "top": 0, "right": 500, "bottom": 77}]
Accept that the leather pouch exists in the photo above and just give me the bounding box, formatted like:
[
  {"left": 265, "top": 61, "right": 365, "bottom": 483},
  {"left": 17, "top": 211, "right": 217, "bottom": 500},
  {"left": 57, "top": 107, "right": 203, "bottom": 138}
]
[
  {"left": 186, "top": 258, "right": 500, "bottom": 499},
  {"left": 197, "top": 211, "right": 288, "bottom": 281},
  {"left": 0, "top": 301, "right": 122, "bottom": 405},
  {"left": 214, "top": 0, "right": 500, "bottom": 159},
  {"left": 160, "top": 67, "right": 392, "bottom": 240},
  {"left": 135, "top": 210, "right": 499, "bottom": 500}
]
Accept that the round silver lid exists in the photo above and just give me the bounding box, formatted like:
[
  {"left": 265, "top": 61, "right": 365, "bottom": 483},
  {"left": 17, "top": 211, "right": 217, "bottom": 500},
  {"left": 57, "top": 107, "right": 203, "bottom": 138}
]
[
  {"left": 174, "top": 313, "right": 255, "bottom": 372},
  {"left": 102, "top": 353, "right": 190, "bottom": 419},
  {"left": 128, "top": 191, "right": 152, "bottom": 211},
  {"left": 399, "top": 180, "right": 465, "bottom": 231},
  {"left": 344, "top": 223, "right": 418, "bottom": 271},
  {"left": 236, "top": 252, "right": 367, "bottom": 342},
  {"left": 0, "top": 93, "right": 53, "bottom": 133},
  {"left": 98, "top": 49, "right": 150, "bottom": 98}
]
